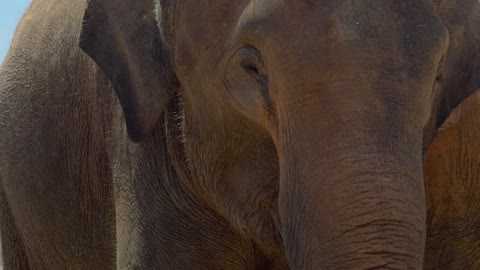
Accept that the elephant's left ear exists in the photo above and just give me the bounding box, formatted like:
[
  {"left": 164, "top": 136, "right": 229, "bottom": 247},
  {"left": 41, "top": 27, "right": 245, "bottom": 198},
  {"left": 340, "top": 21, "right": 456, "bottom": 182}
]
[{"left": 79, "top": 0, "right": 178, "bottom": 142}]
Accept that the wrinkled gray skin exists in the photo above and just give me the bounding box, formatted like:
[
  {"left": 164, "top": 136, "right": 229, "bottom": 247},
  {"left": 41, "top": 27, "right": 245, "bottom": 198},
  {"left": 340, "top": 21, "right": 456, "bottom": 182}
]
[{"left": 0, "top": 0, "right": 479, "bottom": 269}]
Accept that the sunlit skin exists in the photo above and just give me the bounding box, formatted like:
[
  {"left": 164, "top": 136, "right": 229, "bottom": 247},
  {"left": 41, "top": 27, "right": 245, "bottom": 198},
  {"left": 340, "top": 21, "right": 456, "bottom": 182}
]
[{"left": 0, "top": 0, "right": 478, "bottom": 269}]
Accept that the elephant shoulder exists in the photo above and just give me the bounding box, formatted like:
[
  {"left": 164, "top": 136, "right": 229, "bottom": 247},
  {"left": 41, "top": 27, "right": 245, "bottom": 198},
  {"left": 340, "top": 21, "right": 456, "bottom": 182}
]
[{"left": 0, "top": 0, "right": 119, "bottom": 166}]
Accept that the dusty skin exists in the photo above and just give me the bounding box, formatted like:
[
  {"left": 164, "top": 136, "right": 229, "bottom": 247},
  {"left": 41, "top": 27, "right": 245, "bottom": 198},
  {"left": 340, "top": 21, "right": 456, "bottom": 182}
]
[{"left": 0, "top": 0, "right": 479, "bottom": 269}]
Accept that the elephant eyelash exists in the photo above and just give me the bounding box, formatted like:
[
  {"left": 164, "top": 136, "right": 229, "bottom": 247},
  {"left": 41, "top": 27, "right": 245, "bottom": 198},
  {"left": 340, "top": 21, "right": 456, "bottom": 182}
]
[
  {"left": 241, "top": 61, "right": 261, "bottom": 77},
  {"left": 238, "top": 45, "right": 263, "bottom": 66}
]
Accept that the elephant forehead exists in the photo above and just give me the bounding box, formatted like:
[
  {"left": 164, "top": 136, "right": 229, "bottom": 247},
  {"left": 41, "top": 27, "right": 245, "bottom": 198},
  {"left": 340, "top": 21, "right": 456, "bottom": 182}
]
[
  {"left": 232, "top": 0, "right": 445, "bottom": 49},
  {"left": 173, "top": 0, "right": 445, "bottom": 48}
]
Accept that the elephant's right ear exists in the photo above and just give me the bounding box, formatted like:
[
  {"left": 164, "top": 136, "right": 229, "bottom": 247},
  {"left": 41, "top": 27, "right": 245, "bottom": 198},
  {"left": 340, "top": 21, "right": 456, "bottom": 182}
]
[{"left": 79, "top": 0, "right": 178, "bottom": 142}]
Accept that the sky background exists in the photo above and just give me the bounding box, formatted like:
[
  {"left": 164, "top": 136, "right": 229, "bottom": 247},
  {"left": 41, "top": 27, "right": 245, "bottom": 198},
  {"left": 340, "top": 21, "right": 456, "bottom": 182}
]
[{"left": 0, "top": 0, "right": 31, "bottom": 62}]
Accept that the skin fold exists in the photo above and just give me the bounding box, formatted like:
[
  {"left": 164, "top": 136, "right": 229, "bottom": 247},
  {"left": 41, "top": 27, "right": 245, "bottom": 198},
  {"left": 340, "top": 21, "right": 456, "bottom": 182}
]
[{"left": 0, "top": 0, "right": 478, "bottom": 269}]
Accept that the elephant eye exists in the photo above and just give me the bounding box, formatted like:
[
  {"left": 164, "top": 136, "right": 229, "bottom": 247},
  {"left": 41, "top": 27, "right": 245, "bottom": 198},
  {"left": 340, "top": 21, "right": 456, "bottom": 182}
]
[
  {"left": 242, "top": 61, "right": 261, "bottom": 77},
  {"left": 225, "top": 45, "right": 271, "bottom": 118},
  {"left": 238, "top": 46, "right": 265, "bottom": 81}
]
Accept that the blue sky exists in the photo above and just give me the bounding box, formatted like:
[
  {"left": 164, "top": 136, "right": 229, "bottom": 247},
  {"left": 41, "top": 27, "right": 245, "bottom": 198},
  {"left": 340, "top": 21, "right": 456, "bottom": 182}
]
[{"left": 0, "top": 0, "right": 31, "bottom": 62}]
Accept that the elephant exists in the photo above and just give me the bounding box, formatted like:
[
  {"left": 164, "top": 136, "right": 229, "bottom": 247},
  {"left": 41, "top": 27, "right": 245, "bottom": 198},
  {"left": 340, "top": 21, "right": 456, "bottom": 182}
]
[
  {"left": 0, "top": 0, "right": 478, "bottom": 269},
  {"left": 0, "top": 0, "right": 117, "bottom": 268},
  {"left": 424, "top": 90, "right": 480, "bottom": 269}
]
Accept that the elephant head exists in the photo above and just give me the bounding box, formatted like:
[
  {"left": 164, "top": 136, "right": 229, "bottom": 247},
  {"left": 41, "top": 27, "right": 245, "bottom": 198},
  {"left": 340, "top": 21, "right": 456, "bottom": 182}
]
[{"left": 79, "top": 0, "right": 480, "bottom": 268}]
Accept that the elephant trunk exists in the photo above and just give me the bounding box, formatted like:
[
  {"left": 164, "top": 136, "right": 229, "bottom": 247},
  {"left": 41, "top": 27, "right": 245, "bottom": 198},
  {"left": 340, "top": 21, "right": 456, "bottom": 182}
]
[{"left": 276, "top": 99, "right": 427, "bottom": 269}]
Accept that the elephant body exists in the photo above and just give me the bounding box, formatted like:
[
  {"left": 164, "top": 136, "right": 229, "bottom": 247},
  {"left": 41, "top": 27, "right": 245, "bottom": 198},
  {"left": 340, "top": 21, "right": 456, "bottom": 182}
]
[
  {"left": 424, "top": 91, "right": 480, "bottom": 269},
  {"left": 0, "top": 0, "right": 478, "bottom": 269},
  {"left": 0, "top": 0, "right": 117, "bottom": 268}
]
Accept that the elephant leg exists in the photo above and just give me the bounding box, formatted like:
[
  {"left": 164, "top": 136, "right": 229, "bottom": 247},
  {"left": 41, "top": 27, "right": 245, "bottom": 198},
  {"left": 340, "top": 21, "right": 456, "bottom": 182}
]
[
  {"left": 424, "top": 90, "right": 480, "bottom": 269},
  {"left": 0, "top": 181, "right": 30, "bottom": 270}
]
